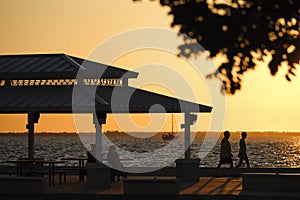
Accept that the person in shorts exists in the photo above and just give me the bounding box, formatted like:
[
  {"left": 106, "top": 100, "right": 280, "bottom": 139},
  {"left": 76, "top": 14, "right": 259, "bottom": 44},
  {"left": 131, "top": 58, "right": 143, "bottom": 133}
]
[
  {"left": 235, "top": 132, "right": 250, "bottom": 168},
  {"left": 215, "top": 131, "right": 235, "bottom": 177}
]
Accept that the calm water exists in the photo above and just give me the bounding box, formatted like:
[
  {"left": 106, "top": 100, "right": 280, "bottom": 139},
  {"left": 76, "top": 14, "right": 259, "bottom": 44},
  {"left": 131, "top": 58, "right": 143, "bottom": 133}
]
[{"left": 0, "top": 132, "right": 300, "bottom": 168}]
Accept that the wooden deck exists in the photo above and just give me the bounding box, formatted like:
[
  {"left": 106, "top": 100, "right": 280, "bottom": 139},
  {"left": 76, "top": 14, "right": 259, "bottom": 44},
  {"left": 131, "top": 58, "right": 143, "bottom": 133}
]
[
  {"left": 46, "top": 175, "right": 242, "bottom": 195},
  {"left": 2, "top": 174, "right": 300, "bottom": 199}
]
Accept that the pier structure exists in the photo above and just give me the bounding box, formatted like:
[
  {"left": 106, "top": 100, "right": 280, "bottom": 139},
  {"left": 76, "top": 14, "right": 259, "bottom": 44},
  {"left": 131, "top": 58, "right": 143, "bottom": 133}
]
[{"left": 0, "top": 54, "right": 212, "bottom": 188}]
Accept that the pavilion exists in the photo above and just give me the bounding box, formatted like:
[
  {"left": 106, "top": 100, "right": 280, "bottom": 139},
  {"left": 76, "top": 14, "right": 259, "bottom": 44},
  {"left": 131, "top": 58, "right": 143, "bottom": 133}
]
[{"left": 0, "top": 53, "right": 212, "bottom": 184}]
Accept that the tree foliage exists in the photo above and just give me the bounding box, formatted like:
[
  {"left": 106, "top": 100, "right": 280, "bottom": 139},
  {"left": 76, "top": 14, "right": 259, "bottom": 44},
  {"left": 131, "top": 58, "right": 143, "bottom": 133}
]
[{"left": 135, "top": 0, "right": 300, "bottom": 94}]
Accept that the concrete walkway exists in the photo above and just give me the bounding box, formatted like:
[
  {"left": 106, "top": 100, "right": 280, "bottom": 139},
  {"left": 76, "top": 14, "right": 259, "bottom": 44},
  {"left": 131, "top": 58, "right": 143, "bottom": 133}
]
[
  {"left": 2, "top": 175, "right": 300, "bottom": 200},
  {"left": 180, "top": 177, "right": 242, "bottom": 195},
  {"left": 46, "top": 175, "right": 242, "bottom": 195}
]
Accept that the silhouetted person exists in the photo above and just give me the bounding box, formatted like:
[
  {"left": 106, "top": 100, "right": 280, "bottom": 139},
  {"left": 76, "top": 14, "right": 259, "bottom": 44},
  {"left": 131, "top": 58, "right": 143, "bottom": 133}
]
[
  {"left": 215, "top": 131, "right": 235, "bottom": 177},
  {"left": 87, "top": 143, "right": 96, "bottom": 163},
  {"left": 235, "top": 132, "right": 250, "bottom": 169},
  {"left": 107, "top": 145, "right": 127, "bottom": 182}
]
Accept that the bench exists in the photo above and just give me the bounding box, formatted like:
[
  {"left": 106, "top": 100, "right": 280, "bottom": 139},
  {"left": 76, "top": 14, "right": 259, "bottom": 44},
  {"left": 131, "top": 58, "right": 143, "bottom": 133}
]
[
  {"left": 123, "top": 177, "right": 179, "bottom": 195},
  {"left": 54, "top": 170, "right": 68, "bottom": 185},
  {"left": 0, "top": 177, "right": 46, "bottom": 194},
  {"left": 35, "top": 170, "right": 69, "bottom": 185},
  {"left": 0, "top": 171, "right": 17, "bottom": 177},
  {"left": 242, "top": 173, "right": 300, "bottom": 191},
  {"left": 0, "top": 169, "right": 68, "bottom": 185}
]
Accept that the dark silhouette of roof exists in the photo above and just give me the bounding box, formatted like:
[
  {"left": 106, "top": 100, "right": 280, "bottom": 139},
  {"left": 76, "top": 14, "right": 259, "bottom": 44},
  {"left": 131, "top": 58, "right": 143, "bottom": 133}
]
[
  {"left": 0, "top": 54, "right": 138, "bottom": 79},
  {"left": 0, "top": 54, "right": 212, "bottom": 114},
  {"left": 0, "top": 86, "right": 212, "bottom": 113}
]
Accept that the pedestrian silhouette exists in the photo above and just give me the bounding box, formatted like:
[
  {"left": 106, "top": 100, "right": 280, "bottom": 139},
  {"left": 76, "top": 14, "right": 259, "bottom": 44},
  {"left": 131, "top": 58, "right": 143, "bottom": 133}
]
[
  {"left": 235, "top": 132, "right": 250, "bottom": 168},
  {"left": 107, "top": 145, "right": 127, "bottom": 182},
  {"left": 215, "top": 131, "right": 235, "bottom": 177}
]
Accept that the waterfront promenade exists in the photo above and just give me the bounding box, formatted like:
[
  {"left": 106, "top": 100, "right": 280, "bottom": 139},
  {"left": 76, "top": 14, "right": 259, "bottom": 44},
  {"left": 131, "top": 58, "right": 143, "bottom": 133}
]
[{"left": 2, "top": 171, "right": 300, "bottom": 200}]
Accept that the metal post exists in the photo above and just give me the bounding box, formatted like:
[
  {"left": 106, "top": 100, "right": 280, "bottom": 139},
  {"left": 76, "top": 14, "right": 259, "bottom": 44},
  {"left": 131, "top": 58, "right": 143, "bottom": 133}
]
[
  {"left": 184, "top": 112, "right": 191, "bottom": 159},
  {"left": 27, "top": 123, "right": 34, "bottom": 159},
  {"left": 26, "top": 112, "right": 40, "bottom": 159},
  {"left": 95, "top": 123, "right": 102, "bottom": 162},
  {"left": 93, "top": 112, "right": 106, "bottom": 162},
  {"left": 27, "top": 112, "right": 34, "bottom": 159}
]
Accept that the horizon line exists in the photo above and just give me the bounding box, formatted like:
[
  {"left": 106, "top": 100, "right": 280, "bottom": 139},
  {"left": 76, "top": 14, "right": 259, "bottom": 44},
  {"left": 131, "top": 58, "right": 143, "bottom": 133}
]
[{"left": 0, "top": 131, "right": 300, "bottom": 134}]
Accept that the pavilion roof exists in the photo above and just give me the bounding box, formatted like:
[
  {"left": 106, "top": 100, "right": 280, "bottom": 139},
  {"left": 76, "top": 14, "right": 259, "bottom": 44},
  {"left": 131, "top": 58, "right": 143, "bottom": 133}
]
[
  {"left": 0, "top": 86, "right": 212, "bottom": 113},
  {"left": 0, "top": 54, "right": 138, "bottom": 79},
  {"left": 0, "top": 53, "right": 212, "bottom": 114}
]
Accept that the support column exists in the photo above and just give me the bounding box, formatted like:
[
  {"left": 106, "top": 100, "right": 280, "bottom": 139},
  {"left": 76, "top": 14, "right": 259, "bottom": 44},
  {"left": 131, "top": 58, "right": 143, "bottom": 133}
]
[
  {"left": 95, "top": 123, "right": 102, "bottom": 161},
  {"left": 93, "top": 112, "right": 106, "bottom": 162},
  {"left": 26, "top": 112, "right": 40, "bottom": 159},
  {"left": 87, "top": 112, "right": 110, "bottom": 189},
  {"left": 181, "top": 112, "right": 197, "bottom": 159},
  {"left": 176, "top": 112, "right": 199, "bottom": 182},
  {"left": 184, "top": 112, "right": 191, "bottom": 159}
]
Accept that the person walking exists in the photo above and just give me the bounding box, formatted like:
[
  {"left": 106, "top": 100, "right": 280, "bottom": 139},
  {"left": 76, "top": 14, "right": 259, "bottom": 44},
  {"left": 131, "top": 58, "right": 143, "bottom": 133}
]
[
  {"left": 235, "top": 131, "right": 250, "bottom": 168},
  {"left": 215, "top": 131, "right": 235, "bottom": 177}
]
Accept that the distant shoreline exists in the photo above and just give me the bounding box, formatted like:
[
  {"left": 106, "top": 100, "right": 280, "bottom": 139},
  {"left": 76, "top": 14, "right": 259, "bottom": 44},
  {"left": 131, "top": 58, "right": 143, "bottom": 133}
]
[
  {"left": 0, "top": 130, "right": 300, "bottom": 134},
  {"left": 0, "top": 131, "right": 300, "bottom": 135}
]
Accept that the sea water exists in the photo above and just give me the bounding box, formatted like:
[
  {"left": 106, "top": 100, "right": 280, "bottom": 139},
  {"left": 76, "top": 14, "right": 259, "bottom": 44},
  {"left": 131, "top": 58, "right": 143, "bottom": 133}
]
[{"left": 0, "top": 132, "right": 299, "bottom": 168}]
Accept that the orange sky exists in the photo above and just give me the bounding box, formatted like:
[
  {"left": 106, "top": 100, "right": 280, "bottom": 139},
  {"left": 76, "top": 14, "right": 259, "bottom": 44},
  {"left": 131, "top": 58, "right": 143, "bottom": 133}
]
[{"left": 1, "top": 0, "right": 300, "bottom": 133}]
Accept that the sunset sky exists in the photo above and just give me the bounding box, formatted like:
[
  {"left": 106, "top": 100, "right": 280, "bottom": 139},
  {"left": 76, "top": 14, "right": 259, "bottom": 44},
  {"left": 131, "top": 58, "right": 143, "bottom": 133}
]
[{"left": 1, "top": 0, "right": 300, "bottom": 133}]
